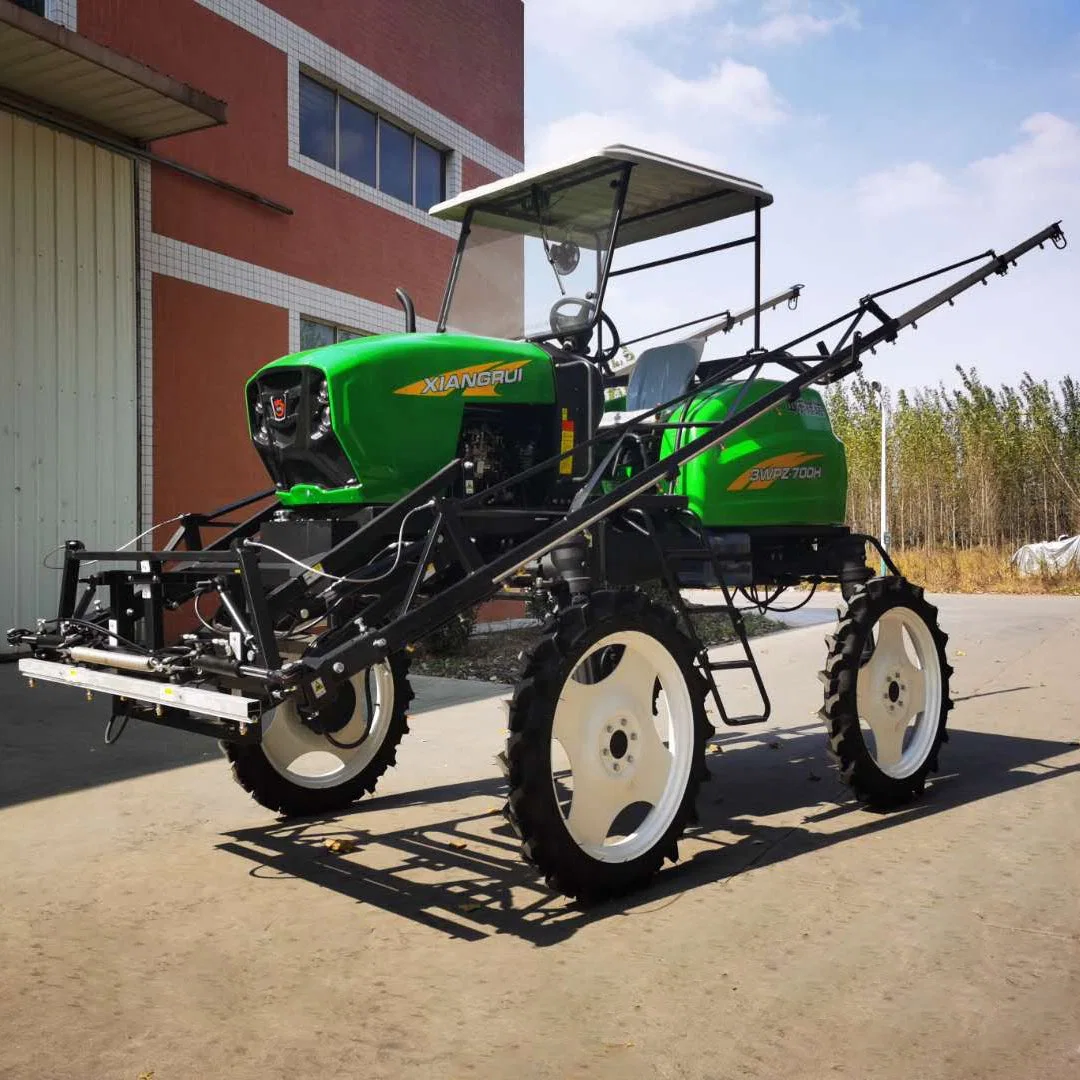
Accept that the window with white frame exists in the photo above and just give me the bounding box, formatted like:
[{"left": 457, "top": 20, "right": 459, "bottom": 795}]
[
  {"left": 299, "top": 73, "right": 447, "bottom": 211},
  {"left": 17, "top": 1, "right": 76, "bottom": 28},
  {"left": 300, "top": 317, "right": 370, "bottom": 351}
]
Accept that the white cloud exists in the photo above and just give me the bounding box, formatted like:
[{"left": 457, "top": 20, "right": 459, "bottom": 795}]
[
  {"left": 526, "top": 23, "right": 788, "bottom": 168},
  {"left": 525, "top": 0, "right": 790, "bottom": 164},
  {"left": 654, "top": 59, "right": 787, "bottom": 124},
  {"left": 802, "top": 113, "right": 1079, "bottom": 390},
  {"left": 529, "top": 0, "right": 716, "bottom": 33},
  {"left": 716, "top": 2, "right": 859, "bottom": 49},
  {"left": 522, "top": 5, "right": 1078, "bottom": 391},
  {"left": 968, "top": 112, "right": 1080, "bottom": 206},
  {"left": 855, "top": 162, "right": 957, "bottom": 218},
  {"left": 527, "top": 111, "right": 717, "bottom": 167},
  {"left": 856, "top": 113, "right": 1080, "bottom": 224}
]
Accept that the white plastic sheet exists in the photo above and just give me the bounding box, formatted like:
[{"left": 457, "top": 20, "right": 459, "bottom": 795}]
[{"left": 1010, "top": 535, "right": 1080, "bottom": 575}]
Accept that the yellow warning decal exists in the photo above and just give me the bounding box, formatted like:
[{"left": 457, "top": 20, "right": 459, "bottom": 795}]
[{"left": 559, "top": 409, "right": 574, "bottom": 476}]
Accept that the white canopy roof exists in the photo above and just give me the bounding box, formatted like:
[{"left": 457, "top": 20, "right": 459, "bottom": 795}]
[{"left": 429, "top": 145, "right": 771, "bottom": 247}]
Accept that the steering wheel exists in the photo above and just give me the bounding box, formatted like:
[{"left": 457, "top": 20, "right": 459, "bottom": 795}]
[{"left": 548, "top": 296, "right": 622, "bottom": 371}]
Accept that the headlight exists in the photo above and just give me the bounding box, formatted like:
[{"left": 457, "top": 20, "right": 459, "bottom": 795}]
[{"left": 311, "top": 406, "right": 332, "bottom": 440}]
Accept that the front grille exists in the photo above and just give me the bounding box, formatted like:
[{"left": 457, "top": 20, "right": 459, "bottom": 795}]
[{"left": 248, "top": 367, "right": 356, "bottom": 490}]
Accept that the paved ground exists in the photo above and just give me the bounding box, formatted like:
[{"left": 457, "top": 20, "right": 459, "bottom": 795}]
[{"left": 1, "top": 593, "right": 1078, "bottom": 1080}]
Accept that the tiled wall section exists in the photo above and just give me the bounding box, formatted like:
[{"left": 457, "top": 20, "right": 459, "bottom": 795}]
[
  {"left": 195, "top": 0, "right": 522, "bottom": 179},
  {"left": 137, "top": 162, "right": 155, "bottom": 531},
  {"left": 142, "top": 235, "right": 437, "bottom": 525},
  {"left": 148, "top": 234, "right": 437, "bottom": 349}
]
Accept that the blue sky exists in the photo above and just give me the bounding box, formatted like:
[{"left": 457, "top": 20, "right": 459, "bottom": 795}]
[{"left": 522, "top": 0, "right": 1080, "bottom": 391}]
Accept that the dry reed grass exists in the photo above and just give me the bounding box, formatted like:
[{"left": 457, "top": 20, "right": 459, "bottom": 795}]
[{"left": 890, "top": 546, "right": 1080, "bottom": 595}]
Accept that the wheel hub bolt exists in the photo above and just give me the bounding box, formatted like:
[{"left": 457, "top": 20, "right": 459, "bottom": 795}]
[
  {"left": 606, "top": 724, "right": 613, "bottom": 733},
  {"left": 630, "top": 732, "right": 637, "bottom": 741},
  {"left": 602, "top": 748, "right": 610, "bottom": 756},
  {"left": 613, "top": 763, "right": 620, "bottom": 772}
]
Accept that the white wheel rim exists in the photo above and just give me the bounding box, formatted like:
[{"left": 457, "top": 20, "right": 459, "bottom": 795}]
[
  {"left": 855, "top": 607, "right": 942, "bottom": 779},
  {"left": 260, "top": 663, "right": 395, "bottom": 789},
  {"left": 550, "top": 630, "right": 695, "bottom": 863}
]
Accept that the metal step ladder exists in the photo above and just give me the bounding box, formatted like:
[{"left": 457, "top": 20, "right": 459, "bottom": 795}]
[
  {"left": 639, "top": 508, "right": 771, "bottom": 727},
  {"left": 678, "top": 580, "right": 771, "bottom": 726}
]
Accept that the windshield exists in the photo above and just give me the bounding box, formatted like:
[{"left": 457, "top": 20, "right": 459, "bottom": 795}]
[{"left": 439, "top": 162, "right": 625, "bottom": 341}]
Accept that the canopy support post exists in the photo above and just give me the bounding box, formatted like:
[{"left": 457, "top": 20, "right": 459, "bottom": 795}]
[{"left": 753, "top": 199, "right": 762, "bottom": 351}]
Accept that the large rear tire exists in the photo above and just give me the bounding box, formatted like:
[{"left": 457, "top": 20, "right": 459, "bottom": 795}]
[
  {"left": 506, "top": 590, "right": 711, "bottom": 902},
  {"left": 224, "top": 651, "right": 413, "bottom": 817},
  {"left": 820, "top": 577, "right": 952, "bottom": 807}
]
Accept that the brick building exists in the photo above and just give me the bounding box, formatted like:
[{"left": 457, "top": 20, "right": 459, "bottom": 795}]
[{"left": 0, "top": 0, "right": 524, "bottom": 632}]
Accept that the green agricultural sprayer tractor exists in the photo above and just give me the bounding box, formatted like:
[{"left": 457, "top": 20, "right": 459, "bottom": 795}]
[{"left": 11, "top": 147, "right": 1066, "bottom": 901}]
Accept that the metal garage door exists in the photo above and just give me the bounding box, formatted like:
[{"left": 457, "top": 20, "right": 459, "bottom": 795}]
[{"left": 0, "top": 113, "right": 137, "bottom": 637}]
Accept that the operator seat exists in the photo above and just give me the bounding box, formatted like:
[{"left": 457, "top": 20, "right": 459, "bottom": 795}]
[{"left": 626, "top": 339, "right": 706, "bottom": 412}]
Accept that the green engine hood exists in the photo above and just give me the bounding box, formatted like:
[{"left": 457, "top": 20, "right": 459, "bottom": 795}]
[{"left": 247, "top": 333, "right": 553, "bottom": 506}]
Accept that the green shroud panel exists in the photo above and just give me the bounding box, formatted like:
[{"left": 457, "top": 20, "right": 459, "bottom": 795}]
[{"left": 660, "top": 379, "right": 848, "bottom": 526}]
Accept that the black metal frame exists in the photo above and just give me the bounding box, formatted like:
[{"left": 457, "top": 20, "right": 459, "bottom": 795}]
[
  {"left": 282, "top": 220, "right": 1065, "bottom": 696},
  {"left": 16, "top": 218, "right": 1065, "bottom": 739}
]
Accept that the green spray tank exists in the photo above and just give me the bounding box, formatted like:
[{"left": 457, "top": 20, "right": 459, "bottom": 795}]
[
  {"left": 660, "top": 378, "right": 848, "bottom": 527},
  {"left": 601, "top": 329, "right": 846, "bottom": 528}
]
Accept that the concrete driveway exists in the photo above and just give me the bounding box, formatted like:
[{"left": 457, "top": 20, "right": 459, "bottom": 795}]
[{"left": 1, "top": 593, "right": 1078, "bottom": 1079}]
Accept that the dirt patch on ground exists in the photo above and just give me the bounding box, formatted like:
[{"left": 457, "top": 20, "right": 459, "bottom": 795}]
[{"left": 409, "top": 608, "right": 784, "bottom": 681}]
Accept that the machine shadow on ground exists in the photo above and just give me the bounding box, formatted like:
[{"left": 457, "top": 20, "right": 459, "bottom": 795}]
[
  {"left": 0, "top": 668, "right": 221, "bottom": 810},
  {"left": 0, "top": 667, "right": 508, "bottom": 810},
  {"left": 218, "top": 719, "right": 1080, "bottom": 947}
]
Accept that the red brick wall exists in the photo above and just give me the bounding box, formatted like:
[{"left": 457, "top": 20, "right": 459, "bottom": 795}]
[
  {"left": 78, "top": 0, "right": 458, "bottom": 319},
  {"left": 151, "top": 277, "right": 287, "bottom": 522},
  {"left": 270, "top": 0, "right": 524, "bottom": 158},
  {"left": 76, "top": 0, "right": 523, "bottom": 158},
  {"left": 149, "top": 166, "right": 454, "bottom": 319},
  {"left": 462, "top": 159, "right": 503, "bottom": 192},
  {"left": 75, "top": 0, "right": 523, "bottom": 520}
]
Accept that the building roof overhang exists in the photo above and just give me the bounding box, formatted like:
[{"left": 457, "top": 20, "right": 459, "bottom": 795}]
[{"left": 0, "top": 0, "right": 226, "bottom": 142}]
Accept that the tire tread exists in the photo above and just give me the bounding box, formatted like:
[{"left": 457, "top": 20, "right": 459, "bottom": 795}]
[{"left": 223, "top": 651, "right": 414, "bottom": 817}]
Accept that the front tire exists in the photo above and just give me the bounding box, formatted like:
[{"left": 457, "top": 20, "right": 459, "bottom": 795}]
[
  {"left": 820, "top": 577, "right": 952, "bottom": 807},
  {"left": 224, "top": 652, "right": 413, "bottom": 817},
  {"left": 506, "top": 590, "right": 711, "bottom": 902}
]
